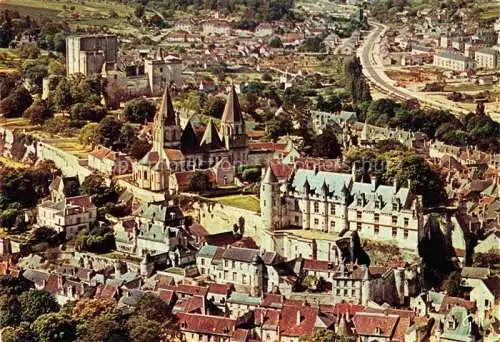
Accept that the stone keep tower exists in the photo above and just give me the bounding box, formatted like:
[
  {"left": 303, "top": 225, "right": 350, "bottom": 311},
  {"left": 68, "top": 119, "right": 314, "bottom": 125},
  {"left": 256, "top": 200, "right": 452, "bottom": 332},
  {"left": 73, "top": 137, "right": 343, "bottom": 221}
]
[{"left": 260, "top": 167, "right": 281, "bottom": 230}]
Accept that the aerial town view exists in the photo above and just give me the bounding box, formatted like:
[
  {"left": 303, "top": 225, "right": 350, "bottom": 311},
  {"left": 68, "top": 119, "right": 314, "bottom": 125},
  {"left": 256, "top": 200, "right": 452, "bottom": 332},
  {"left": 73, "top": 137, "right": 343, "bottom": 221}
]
[{"left": 0, "top": 0, "right": 498, "bottom": 340}]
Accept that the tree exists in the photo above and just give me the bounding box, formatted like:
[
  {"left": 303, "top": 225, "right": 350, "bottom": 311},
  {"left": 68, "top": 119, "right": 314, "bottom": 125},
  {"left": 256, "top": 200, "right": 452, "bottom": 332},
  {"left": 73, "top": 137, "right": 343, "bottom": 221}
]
[
  {"left": 80, "top": 174, "right": 105, "bottom": 196},
  {"left": 204, "top": 96, "right": 226, "bottom": 119},
  {"left": 23, "top": 99, "right": 53, "bottom": 125},
  {"left": 0, "top": 86, "right": 33, "bottom": 118},
  {"left": 269, "top": 36, "right": 283, "bottom": 48},
  {"left": 53, "top": 78, "right": 72, "bottom": 111},
  {"left": 123, "top": 98, "right": 156, "bottom": 123},
  {"left": 79, "top": 122, "right": 99, "bottom": 146},
  {"left": 135, "top": 293, "right": 170, "bottom": 322},
  {"left": 311, "top": 126, "right": 342, "bottom": 159},
  {"left": 302, "top": 36, "right": 325, "bottom": 52},
  {"left": 95, "top": 117, "right": 122, "bottom": 148},
  {"left": 0, "top": 207, "right": 24, "bottom": 232},
  {"left": 128, "top": 139, "right": 152, "bottom": 160},
  {"left": 445, "top": 271, "right": 462, "bottom": 297},
  {"left": 126, "top": 316, "right": 163, "bottom": 342},
  {"left": 1, "top": 322, "right": 35, "bottom": 342},
  {"left": 300, "top": 328, "right": 335, "bottom": 342},
  {"left": 19, "top": 290, "right": 59, "bottom": 322},
  {"left": 134, "top": 4, "right": 145, "bottom": 18},
  {"left": 0, "top": 294, "right": 21, "bottom": 327},
  {"left": 189, "top": 171, "right": 210, "bottom": 192},
  {"left": 266, "top": 112, "right": 293, "bottom": 141},
  {"left": 70, "top": 102, "right": 106, "bottom": 122},
  {"left": 19, "top": 43, "right": 40, "bottom": 59},
  {"left": 33, "top": 312, "right": 76, "bottom": 342},
  {"left": 242, "top": 167, "right": 261, "bottom": 183},
  {"left": 23, "top": 59, "right": 49, "bottom": 90}
]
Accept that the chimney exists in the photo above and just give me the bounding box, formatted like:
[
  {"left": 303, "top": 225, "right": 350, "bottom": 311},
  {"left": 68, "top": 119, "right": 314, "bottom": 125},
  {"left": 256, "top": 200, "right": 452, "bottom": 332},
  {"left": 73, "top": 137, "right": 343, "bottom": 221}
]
[{"left": 296, "top": 309, "right": 301, "bottom": 326}]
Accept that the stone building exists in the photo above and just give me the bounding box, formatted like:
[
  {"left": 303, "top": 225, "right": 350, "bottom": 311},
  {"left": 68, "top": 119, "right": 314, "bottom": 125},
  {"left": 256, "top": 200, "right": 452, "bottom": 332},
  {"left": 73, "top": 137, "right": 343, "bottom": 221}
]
[
  {"left": 66, "top": 34, "right": 118, "bottom": 76},
  {"left": 259, "top": 166, "right": 423, "bottom": 250},
  {"left": 134, "top": 86, "right": 248, "bottom": 192},
  {"left": 475, "top": 48, "right": 498, "bottom": 70}
]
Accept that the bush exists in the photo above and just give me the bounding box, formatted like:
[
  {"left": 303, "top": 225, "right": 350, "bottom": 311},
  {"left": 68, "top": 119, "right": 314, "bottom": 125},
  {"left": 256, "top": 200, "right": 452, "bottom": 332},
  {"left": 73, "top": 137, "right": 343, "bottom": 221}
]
[
  {"left": 242, "top": 168, "right": 261, "bottom": 182},
  {"left": 70, "top": 103, "right": 107, "bottom": 122}
]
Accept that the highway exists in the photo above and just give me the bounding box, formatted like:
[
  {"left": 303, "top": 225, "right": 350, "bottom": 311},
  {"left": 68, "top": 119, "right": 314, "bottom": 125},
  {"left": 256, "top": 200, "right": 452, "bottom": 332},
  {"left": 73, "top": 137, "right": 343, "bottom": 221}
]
[{"left": 358, "top": 22, "right": 469, "bottom": 115}]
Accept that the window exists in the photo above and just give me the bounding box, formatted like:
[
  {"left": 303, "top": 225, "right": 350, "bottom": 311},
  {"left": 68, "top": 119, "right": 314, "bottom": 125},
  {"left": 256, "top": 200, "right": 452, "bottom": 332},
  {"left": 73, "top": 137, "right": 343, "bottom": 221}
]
[
  {"left": 336, "top": 289, "right": 341, "bottom": 295},
  {"left": 330, "top": 221, "right": 335, "bottom": 229},
  {"left": 224, "top": 270, "right": 228, "bottom": 279},
  {"left": 357, "top": 211, "right": 362, "bottom": 219},
  {"left": 232, "top": 272, "right": 237, "bottom": 281},
  {"left": 201, "top": 259, "right": 205, "bottom": 266},
  {"left": 404, "top": 229, "right": 409, "bottom": 239},
  {"left": 314, "top": 218, "right": 319, "bottom": 225},
  {"left": 224, "top": 260, "right": 228, "bottom": 267},
  {"left": 485, "top": 299, "right": 490, "bottom": 307},
  {"left": 404, "top": 218, "right": 409, "bottom": 227},
  {"left": 374, "top": 213, "right": 379, "bottom": 222},
  {"left": 330, "top": 204, "right": 335, "bottom": 215},
  {"left": 374, "top": 225, "right": 380, "bottom": 235},
  {"left": 295, "top": 200, "right": 300, "bottom": 211},
  {"left": 357, "top": 222, "right": 362, "bottom": 231},
  {"left": 294, "top": 216, "right": 299, "bottom": 223},
  {"left": 231, "top": 260, "right": 235, "bottom": 268},
  {"left": 357, "top": 198, "right": 362, "bottom": 206},
  {"left": 392, "top": 216, "right": 397, "bottom": 225},
  {"left": 314, "top": 202, "right": 319, "bottom": 213},
  {"left": 392, "top": 227, "right": 397, "bottom": 237},
  {"left": 242, "top": 274, "right": 247, "bottom": 284},
  {"left": 392, "top": 203, "right": 397, "bottom": 211}
]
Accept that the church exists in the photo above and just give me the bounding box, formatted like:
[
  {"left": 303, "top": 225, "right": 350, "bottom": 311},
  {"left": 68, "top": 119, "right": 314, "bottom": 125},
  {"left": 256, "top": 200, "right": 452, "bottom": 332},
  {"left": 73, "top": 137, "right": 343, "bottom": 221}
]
[{"left": 134, "top": 86, "right": 248, "bottom": 191}]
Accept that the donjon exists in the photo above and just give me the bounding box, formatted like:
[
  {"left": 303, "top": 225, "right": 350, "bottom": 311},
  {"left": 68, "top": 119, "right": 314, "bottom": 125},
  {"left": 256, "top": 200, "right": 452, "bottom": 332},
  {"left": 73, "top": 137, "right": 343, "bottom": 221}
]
[{"left": 66, "top": 34, "right": 118, "bottom": 76}]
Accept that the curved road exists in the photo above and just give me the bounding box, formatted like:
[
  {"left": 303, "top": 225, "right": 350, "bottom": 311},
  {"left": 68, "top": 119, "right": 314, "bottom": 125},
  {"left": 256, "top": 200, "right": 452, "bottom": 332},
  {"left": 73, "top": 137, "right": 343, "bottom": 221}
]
[{"left": 358, "top": 22, "right": 469, "bottom": 115}]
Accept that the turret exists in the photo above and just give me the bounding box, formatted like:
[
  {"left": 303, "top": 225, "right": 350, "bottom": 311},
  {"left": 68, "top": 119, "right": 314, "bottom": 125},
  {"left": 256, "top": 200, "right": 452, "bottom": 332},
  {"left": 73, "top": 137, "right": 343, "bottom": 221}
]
[{"left": 260, "top": 166, "right": 280, "bottom": 230}]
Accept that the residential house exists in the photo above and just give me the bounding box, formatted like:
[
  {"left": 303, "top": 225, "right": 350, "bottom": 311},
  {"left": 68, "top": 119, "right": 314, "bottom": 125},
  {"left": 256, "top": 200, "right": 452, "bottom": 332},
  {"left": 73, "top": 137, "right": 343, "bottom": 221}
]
[
  {"left": 48, "top": 176, "right": 80, "bottom": 202},
  {"left": 470, "top": 277, "right": 500, "bottom": 325},
  {"left": 475, "top": 48, "right": 498, "bottom": 70},
  {"left": 437, "top": 305, "right": 476, "bottom": 342},
  {"left": 434, "top": 50, "right": 474, "bottom": 71},
  {"left": 37, "top": 195, "right": 97, "bottom": 239},
  {"left": 88, "top": 145, "right": 132, "bottom": 176},
  {"left": 202, "top": 20, "right": 232, "bottom": 36},
  {"left": 177, "top": 312, "right": 249, "bottom": 342},
  {"left": 255, "top": 23, "right": 274, "bottom": 37}
]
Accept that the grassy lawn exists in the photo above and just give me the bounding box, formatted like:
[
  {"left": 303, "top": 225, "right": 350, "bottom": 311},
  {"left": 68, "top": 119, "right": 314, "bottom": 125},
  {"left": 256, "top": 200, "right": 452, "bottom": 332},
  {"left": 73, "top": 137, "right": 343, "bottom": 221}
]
[
  {"left": 283, "top": 229, "right": 340, "bottom": 241},
  {"left": 211, "top": 194, "right": 261, "bottom": 213},
  {"left": 0, "top": 156, "right": 27, "bottom": 169}
]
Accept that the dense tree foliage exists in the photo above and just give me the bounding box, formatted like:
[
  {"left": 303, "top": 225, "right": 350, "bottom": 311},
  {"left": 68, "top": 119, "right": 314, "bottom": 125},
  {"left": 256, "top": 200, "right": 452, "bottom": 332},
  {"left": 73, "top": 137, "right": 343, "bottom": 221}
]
[
  {"left": 266, "top": 112, "right": 293, "bottom": 141},
  {"left": 123, "top": 98, "right": 156, "bottom": 123},
  {"left": 311, "top": 126, "right": 342, "bottom": 159},
  {"left": 70, "top": 103, "right": 107, "bottom": 122},
  {"left": 361, "top": 98, "right": 500, "bottom": 153},
  {"left": 0, "top": 163, "right": 55, "bottom": 210},
  {"left": 23, "top": 99, "right": 54, "bottom": 125},
  {"left": 19, "top": 290, "right": 59, "bottom": 323},
  {"left": 0, "top": 86, "right": 33, "bottom": 118},
  {"left": 345, "top": 57, "right": 371, "bottom": 103}
]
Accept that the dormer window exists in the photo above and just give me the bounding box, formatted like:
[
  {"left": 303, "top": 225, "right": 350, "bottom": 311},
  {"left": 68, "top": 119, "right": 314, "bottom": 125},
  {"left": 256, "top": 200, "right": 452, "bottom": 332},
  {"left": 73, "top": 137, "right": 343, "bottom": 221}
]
[
  {"left": 375, "top": 327, "right": 382, "bottom": 335},
  {"left": 357, "top": 197, "right": 363, "bottom": 206},
  {"left": 375, "top": 200, "right": 380, "bottom": 209},
  {"left": 392, "top": 202, "right": 397, "bottom": 211},
  {"left": 448, "top": 319, "right": 456, "bottom": 330}
]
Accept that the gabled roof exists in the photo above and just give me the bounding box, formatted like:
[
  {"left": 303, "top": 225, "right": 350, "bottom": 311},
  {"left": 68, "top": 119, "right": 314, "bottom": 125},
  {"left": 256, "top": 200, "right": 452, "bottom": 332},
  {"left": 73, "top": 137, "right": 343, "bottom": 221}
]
[
  {"left": 221, "top": 85, "right": 243, "bottom": 124},
  {"left": 279, "top": 305, "right": 318, "bottom": 337},
  {"left": 200, "top": 119, "right": 224, "bottom": 150},
  {"left": 262, "top": 166, "right": 278, "bottom": 184},
  {"left": 352, "top": 312, "right": 399, "bottom": 337},
  {"left": 221, "top": 247, "right": 260, "bottom": 263},
  {"left": 178, "top": 313, "right": 237, "bottom": 337}
]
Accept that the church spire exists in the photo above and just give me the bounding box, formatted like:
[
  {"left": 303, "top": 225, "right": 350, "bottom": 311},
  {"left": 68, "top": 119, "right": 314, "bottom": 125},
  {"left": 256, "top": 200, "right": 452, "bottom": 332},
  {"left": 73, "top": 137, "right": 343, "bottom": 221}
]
[
  {"left": 221, "top": 85, "right": 244, "bottom": 125},
  {"left": 160, "top": 86, "right": 177, "bottom": 126}
]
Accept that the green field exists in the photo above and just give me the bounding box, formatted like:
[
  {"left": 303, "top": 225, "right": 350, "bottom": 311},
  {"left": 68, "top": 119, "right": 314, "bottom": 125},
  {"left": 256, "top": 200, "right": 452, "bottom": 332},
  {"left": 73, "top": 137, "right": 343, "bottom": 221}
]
[{"left": 211, "top": 194, "right": 261, "bottom": 213}]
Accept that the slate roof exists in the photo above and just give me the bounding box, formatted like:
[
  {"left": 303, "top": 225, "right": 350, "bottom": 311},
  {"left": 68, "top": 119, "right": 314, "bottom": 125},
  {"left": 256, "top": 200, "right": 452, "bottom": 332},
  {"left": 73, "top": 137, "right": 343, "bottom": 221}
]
[
  {"left": 135, "top": 202, "right": 184, "bottom": 224},
  {"left": 221, "top": 247, "right": 260, "bottom": 263},
  {"left": 198, "top": 244, "right": 218, "bottom": 258},
  {"left": 461, "top": 267, "right": 490, "bottom": 279},
  {"left": 159, "top": 87, "right": 177, "bottom": 126},
  {"left": 180, "top": 120, "right": 199, "bottom": 153}
]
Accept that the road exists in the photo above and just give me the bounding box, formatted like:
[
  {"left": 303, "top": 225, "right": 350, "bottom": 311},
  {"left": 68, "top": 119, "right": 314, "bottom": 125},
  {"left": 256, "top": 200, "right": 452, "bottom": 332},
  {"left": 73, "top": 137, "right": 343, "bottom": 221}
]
[{"left": 358, "top": 22, "right": 470, "bottom": 116}]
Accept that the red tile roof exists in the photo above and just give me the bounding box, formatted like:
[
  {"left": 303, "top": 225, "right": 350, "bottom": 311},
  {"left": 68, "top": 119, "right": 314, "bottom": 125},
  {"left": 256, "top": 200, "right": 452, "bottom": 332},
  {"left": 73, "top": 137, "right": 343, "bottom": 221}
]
[
  {"left": 173, "top": 171, "right": 195, "bottom": 188},
  {"left": 208, "top": 283, "right": 233, "bottom": 295},
  {"left": 183, "top": 295, "right": 205, "bottom": 313},
  {"left": 352, "top": 312, "right": 399, "bottom": 337},
  {"left": 271, "top": 163, "right": 293, "bottom": 180},
  {"left": 178, "top": 313, "right": 237, "bottom": 337},
  {"left": 66, "top": 195, "right": 93, "bottom": 209},
  {"left": 438, "top": 296, "right": 476, "bottom": 314},
  {"left": 97, "top": 284, "right": 119, "bottom": 300},
  {"left": 248, "top": 142, "right": 288, "bottom": 152},
  {"left": 164, "top": 284, "right": 208, "bottom": 297},
  {"left": 255, "top": 308, "right": 281, "bottom": 327},
  {"left": 188, "top": 223, "right": 209, "bottom": 237},
  {"left": 166, "top": 148, "right": 184, "bottom": 161},
  {"left": 279, "top": 305, "right": 318, "bottom": 337},
  {"left": 158, "top": 289, "right": 175, "bottom": 304},
  {"left": 303, "top": 259, "right": 330, "bottom": 272},
  {"left": 393, "top": 316, "right": 410, "bottom": 342}
]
